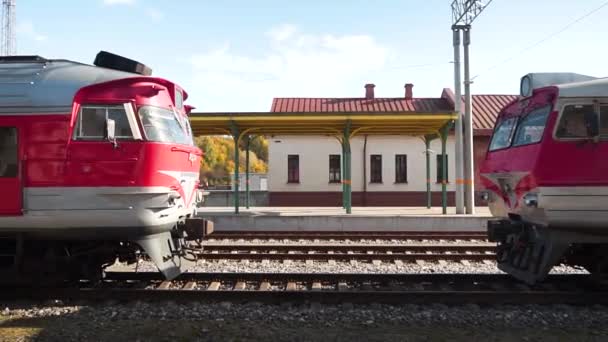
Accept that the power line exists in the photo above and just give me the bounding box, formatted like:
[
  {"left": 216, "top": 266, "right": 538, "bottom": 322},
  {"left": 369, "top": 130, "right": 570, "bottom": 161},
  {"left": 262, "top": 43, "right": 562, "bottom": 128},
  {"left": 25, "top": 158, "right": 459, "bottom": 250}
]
[{"left": 472, "top": 0, "right": 608, "bottom": 80}]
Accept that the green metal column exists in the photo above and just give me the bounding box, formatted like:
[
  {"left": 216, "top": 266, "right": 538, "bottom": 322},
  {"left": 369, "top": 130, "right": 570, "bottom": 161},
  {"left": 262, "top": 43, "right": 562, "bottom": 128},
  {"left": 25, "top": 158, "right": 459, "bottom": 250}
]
[
  {"left": 341, "top": 139, "right": 345, "bottom": 209},
  {"left": 424, "top": 136, "right": 432, "bottom": 209},
  {"left": 231, "top": 124, "right": 240, "bottom": 214},
  {"left": 343, "top": 120, "right": 352, "bottom": 214},
  {"left": 440, "top": 126, "right": 449, "bottom": 215},
  {"left": 245, "top": 135, "right": 250, "bottom": 209}
]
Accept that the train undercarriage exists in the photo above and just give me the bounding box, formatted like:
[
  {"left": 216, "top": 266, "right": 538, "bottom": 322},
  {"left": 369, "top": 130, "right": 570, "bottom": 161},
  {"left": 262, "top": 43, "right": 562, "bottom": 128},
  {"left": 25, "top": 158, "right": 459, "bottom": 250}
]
[
  {"left": 488, "top": 218, "right": 608, "bottom": 285},
  {"left": 0, "top": 217, "right": 213, "bottom": 285}
]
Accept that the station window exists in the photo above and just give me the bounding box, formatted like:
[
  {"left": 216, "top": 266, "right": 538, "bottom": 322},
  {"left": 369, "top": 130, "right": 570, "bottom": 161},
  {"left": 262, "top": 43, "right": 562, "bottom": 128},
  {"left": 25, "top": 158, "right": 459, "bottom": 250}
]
[
  {"left": 436, "top": 154, "right": 448, "bottom": 184},
  {"left": 395, "top": 154, "right": 407, "bottom": 183},
  {"left": 287, "top": 155, "right": 299, "bottom": 183},
  {"left": 370, "top": 154, "right": 382, "bottom": 183},
  {"left": 74, "top": 105, "right": 134, "bottom": 140},
  {"left": 329, "top": 154, "right": 341, "bottom": 183},
  {"left": 0, "top": 127, "right": 18, "bottom": 178}
]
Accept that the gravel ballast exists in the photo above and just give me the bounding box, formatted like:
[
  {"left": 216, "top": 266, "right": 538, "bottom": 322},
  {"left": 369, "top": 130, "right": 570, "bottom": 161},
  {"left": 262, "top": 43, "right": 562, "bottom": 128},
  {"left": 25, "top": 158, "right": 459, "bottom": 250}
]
[
  {"left": 119, "top": 258, "right": 588, "bottom": 275},
  {"left": 1, "top": 301, "right": 607, "bottom": 341}
]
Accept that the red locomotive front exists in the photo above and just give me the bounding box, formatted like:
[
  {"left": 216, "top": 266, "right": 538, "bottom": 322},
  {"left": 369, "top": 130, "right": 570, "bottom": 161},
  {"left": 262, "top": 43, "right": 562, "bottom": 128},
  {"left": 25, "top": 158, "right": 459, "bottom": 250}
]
[
  {"left": 0, "top": 52, "right": 208, "bottom": 282},
  {"left": 481, "top": 72, "right": 608, "bottom": 284}
]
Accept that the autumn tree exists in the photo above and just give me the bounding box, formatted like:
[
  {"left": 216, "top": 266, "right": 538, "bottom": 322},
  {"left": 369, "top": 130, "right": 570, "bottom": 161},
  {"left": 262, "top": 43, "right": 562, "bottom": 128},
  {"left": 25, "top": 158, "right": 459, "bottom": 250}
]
[{"left": 195, "top": 135, "right": 268, "bottom": 185}]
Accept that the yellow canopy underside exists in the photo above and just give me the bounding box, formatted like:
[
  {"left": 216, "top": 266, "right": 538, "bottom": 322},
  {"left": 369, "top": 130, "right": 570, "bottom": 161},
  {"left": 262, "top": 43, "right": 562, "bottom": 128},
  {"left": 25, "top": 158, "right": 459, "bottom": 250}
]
[{"left": 189, "top": 112, "right": 457, "bottom": 138}]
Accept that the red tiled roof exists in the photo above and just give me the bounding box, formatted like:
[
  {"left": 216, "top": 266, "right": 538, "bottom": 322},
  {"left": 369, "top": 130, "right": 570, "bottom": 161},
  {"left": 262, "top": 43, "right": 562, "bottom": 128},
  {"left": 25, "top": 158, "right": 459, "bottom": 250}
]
[
  {"left": 271, "top": 88, "right": 518, "bottom": 135},
  {"left": 270, "top": 97, "right": 453, "bottom": 113},
  {"left": 471, "top": 94, "right": 518, "bottom": 131},
  {"left": 440, "top": 88, "right": 518, "bottom": 134}
]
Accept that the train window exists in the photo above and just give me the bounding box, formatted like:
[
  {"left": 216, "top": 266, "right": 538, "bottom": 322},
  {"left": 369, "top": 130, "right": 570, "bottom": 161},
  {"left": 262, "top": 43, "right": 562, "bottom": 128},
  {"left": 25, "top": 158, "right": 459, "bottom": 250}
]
[
  {"left": 600, "top": 105, "right": 608, "bottom": 136},
  {"left": 556, "top": 104, "right": 596, "bottom": 139},
  {"left": 489, "top": 117, "right": 517, "bottom": 151},
  {"left": 512, "top": 105, "right": 551, "bottom": 147},
  {"left": 175, "top": 89, "right": 183, "bottom": 109},
  {"left": 0, "top": 127, "right": 18, "bottom": 178},
  {"left": 108, "top": 108, "right": 134, "bottom": 138},
  {"left": 74, "top": 106, "right": 133, "bottom": 140}
]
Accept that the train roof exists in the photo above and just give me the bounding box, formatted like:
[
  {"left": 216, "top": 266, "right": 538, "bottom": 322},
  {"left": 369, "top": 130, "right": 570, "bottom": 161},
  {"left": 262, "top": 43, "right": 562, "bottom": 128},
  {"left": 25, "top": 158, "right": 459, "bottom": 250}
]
[
  {"left": 557, "top": 77, "right": 608, "bottom": 98},
  {"left": 0, "top": 55, "right": 139, "bottom": 115}
]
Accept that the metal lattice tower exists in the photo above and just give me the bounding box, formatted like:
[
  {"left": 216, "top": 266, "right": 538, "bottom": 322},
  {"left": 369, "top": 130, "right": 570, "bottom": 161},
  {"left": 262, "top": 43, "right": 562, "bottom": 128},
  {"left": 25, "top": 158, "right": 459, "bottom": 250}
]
[{"left": 1, "top": 0, "right": 15, "bottom": 56}]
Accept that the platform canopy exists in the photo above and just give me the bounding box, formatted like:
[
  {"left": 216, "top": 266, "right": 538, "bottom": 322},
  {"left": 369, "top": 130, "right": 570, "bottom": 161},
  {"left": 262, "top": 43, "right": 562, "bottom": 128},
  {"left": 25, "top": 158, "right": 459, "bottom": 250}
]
[
  {"left": 189, "top": 111, "right": 457, "bottom": 140},
  {"left": 189, "top": 90, "right": 459, "bottom": 215}
]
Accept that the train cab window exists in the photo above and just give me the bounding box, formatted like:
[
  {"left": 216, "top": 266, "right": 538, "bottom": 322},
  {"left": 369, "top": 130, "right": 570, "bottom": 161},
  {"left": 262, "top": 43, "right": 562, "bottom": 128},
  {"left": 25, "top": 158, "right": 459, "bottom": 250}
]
[
  {"left": 0, "top": 127, "right": 18, "bottom": 178},
  {"left": 489, "top": 117, "right": 518, "bottom": 151},
  {"left": 512, "top": 105, "right": 551, "bottom": 147},
  {"left": 556, "top": 104, "right": 597, "bottom": 139},
  {"left": 74, "top": 105, "right": 134, "bottom": 140}
]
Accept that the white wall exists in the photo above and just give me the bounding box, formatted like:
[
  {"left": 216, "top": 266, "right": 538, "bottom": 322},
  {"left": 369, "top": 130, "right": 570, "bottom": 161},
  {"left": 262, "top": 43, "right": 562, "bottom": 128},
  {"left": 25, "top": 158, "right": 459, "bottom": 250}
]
[{"left": 268, "top": 135, "right": 456, "bottom": 192}]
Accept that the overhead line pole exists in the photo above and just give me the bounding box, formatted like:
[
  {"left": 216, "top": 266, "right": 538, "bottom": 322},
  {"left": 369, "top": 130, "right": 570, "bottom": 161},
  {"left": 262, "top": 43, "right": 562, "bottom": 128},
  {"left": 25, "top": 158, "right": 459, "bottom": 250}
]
[
  {"left": 463, "top": 26, "right": 475, "bottom": 214},
  {"left": 452, "top": 27, "right": 465, "bottom": 215},
  {"left": 451, "top": 0, "right": 492, "bottom": 215}
]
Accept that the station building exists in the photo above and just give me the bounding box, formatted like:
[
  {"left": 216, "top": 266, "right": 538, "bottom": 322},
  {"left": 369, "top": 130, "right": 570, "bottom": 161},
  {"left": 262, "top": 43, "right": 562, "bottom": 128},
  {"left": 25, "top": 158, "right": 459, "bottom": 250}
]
[{"left": 267, "top": 84, "right": 516, "bottom": 207}]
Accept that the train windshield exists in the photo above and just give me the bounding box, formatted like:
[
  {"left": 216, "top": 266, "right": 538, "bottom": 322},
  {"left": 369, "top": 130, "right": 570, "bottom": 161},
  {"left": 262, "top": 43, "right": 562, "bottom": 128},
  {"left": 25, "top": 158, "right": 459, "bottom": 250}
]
[
  {"left": 138, "top": 106, "right": 194, "bottom": 146},
  {"left": 489, "top": 104, "right": 552, "bottom": 151},
  {"left": 489, "top": 117, "right": 518, "bottom": 151},
  {"left": 512, "top": 105, "right": 551, "bottom": 146}
]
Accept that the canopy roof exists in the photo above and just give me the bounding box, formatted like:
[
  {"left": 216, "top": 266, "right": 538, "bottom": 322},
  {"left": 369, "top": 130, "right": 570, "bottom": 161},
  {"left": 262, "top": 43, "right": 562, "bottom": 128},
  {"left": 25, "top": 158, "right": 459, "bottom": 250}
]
[{"left": 188, "top": 111, "right": 457, "bottom": 139}]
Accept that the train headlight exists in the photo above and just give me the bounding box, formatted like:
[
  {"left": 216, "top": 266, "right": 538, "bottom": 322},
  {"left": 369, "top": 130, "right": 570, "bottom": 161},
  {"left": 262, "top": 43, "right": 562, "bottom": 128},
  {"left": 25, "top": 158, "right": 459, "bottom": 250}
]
[
  {"left": 479, "top": 191, "right": 490, "bottom": 201},
  {"left": 167, "top": 191, "right": 181, "bottom": 206},
  {"left": 523, "top": 193, "right": 538, "bottom": 208}
]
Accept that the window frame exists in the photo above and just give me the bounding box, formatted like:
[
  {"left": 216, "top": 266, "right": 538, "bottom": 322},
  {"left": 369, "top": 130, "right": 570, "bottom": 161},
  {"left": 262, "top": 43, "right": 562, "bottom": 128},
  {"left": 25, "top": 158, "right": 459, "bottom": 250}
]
[
  {"left": 287, "top": 154, "right": 300, "bottom": 184},
  {"left": 73, "top": 103, "right": 142, "bottom": 141},
  {"left": 370, "top": 154, "right": 382, "bottom": 183},
  {"left": 552, "top": 99, "right": 601, "bottom": 142},
  {"left": 394, "top": 154, "right": 408, "bottom": 184},
  {"left": 328, "top": 154, "right": 341, "bottom": 184},
  {"left": 436, "top": 154, "right": 448, "bottom": 184}
]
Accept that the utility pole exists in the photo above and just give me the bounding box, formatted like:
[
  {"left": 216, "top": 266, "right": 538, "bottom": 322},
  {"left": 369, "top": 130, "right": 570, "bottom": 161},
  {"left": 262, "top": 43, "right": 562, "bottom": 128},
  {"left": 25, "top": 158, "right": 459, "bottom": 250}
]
[
  {"left": 1, "top": 0, "right": 15, "bottom": 56},
  {"left": 452, "top": 27, "right": 464, "bottom": 215},
  {"left": 451, "top": 0, "right": 492, "bottom": 214}
]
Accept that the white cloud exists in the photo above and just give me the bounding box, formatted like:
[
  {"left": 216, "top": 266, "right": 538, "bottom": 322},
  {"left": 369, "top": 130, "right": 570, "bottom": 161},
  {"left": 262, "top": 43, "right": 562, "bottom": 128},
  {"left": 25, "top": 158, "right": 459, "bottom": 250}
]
[
  {"left": 266, "top": 24, "right": 297, "bottom": 42},
  {"left": 17, "top": 20, "right": 47, "bottom": 42},
  {"left": 103, "top": 0, "right": 136, "bottom": 6},
  {"left": 187, "top": 25, "right": 390, "bottom": 111},
  {"left": 145, "top": 8, "right": 164, "bottom": 21}
]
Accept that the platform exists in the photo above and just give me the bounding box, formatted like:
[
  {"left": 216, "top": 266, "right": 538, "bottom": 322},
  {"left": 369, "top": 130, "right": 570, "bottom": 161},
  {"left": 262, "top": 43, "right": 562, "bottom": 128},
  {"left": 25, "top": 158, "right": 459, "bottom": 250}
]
[{"left": 197, "top": 207, "right": 492, "bottom": 232}]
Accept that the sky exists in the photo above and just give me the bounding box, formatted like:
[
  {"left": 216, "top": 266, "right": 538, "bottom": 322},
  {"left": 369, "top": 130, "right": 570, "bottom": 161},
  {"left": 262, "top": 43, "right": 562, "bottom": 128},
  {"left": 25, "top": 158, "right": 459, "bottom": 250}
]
[{"left": 13, "top": 0, "right": 608, "bottom": 111}]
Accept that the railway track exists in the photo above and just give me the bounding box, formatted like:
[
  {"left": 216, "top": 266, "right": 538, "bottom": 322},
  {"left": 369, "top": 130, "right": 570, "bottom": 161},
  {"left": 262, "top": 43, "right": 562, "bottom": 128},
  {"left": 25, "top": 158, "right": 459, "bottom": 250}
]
[
  {"left": 205, "top": 231, "right": 488, "bottom": 241},
  {"left": 196, "top": 243, "right": 496, "bottom": 262},
  {"left": 4, "top": 272, "right": 606, "bottom": 306}
]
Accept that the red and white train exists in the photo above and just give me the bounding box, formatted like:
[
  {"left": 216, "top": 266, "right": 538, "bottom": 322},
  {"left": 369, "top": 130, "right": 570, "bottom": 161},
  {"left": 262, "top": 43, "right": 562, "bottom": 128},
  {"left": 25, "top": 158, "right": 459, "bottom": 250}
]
[
  {"left": 481, "top": 72, "right": 608, "bottom": 284},
  {"left": 0, "top": 51, "right": 207, "bottom": 282}
]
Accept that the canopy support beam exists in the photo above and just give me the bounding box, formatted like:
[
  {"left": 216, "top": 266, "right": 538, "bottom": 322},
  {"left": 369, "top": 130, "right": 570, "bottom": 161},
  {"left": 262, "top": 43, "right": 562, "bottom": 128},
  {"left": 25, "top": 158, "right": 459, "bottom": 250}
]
[
  {"left": 423, "top": 134, "right": 439, "bottom": 209},
  {"left": 230, "top": 122, "right": 240, "bottom": 214},
  {"left": 343, "top": 120, "right": 352, "bottom": 214},
  {"left": 245, "top": 135, "right": 251, "bottom": 209}
]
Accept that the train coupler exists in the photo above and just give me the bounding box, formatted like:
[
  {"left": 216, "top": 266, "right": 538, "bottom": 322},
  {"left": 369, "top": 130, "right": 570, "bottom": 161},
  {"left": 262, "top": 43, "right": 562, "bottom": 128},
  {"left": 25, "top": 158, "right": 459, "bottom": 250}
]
[
  {"left": 487, "top": 219, "right": 523, "bottom": 242},
  {"left": 180, "top": 217, "right": 214, "bottom": 241}
]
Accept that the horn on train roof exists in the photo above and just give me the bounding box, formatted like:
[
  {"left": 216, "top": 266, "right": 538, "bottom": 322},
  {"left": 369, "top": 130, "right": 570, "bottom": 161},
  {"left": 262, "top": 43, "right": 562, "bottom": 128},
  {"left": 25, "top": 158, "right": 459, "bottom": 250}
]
[
  {"left": 520, "top": 73, "right": 598, "bottom": 97},
  {"left": 93, "top": 51, "right": 152, "bottom": 76}
]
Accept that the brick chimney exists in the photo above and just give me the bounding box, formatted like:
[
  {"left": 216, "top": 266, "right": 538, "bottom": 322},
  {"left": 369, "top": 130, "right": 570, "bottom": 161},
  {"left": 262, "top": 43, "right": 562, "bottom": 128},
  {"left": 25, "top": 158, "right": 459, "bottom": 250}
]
[
  {"left": 365, "top": 83, "right": 375, "bottom": 100},
  {"left": 405, "top": 83, "right": 414, "bottom": 99}
]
